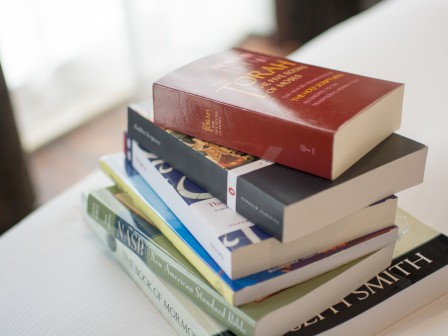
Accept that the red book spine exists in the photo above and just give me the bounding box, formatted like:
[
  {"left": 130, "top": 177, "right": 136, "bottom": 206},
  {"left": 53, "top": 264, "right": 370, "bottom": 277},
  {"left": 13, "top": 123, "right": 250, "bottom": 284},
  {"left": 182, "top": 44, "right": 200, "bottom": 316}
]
[{"left": 153, "top": 85, "right": 333, "bottom": 178}]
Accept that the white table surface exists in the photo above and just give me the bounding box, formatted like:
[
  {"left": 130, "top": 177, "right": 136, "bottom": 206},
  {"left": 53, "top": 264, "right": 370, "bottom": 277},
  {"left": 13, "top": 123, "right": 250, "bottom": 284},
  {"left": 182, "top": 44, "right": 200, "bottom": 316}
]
[{"left": 0, "top": 171, "right": 176, "bottom": 336}]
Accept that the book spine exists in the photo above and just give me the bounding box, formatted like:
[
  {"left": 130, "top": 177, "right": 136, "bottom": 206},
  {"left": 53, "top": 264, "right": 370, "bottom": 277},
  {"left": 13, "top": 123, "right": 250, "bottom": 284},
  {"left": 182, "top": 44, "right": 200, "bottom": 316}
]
[
  {"left": 98, "top": 159, "right": 237, "bottom": 305},
  {"left": 128, "top": 107, "right": 228, "bottom": 203},
  {"left": 153, "top": 84, "right": 333, "bottom": 179},
  {"left": 85, "top": 213, "right": 233, "bottom": 336},
  {"left": 128, "top": 107, "right": 286, "bottom": 240},
  {"left": 85, "top": 192, "right": 254, "bottom": 336}
]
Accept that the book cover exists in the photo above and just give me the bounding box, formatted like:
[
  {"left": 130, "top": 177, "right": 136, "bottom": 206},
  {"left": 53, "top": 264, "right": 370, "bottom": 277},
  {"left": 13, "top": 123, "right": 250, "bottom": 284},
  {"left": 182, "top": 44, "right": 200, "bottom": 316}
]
[
  {"left": 127, "top": 139, "right": 397, "bottom": 279},
  {"left": 83, "top": 183, "right": 396, "bottom": 336},
  {"left": 99, "top": 153, "right": 397, "bottom": 306},
  {"left": 83, "top": 192, "right": 233, "bottom": 336},
  {"left": 128, "top": 103, "right": 426, "bottom": 243},
  {"left": 153, "top": 48, "right": 404, "bottom": 180},
  {"left": 288, "top": 208, "right": 448, "bottom": 335}
]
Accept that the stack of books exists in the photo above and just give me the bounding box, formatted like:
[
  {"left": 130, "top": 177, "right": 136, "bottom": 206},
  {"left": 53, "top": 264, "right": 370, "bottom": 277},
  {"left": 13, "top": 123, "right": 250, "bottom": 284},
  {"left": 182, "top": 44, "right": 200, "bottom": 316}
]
[{"left": 82, "top": 49, "right": 447, "bottom": 336}]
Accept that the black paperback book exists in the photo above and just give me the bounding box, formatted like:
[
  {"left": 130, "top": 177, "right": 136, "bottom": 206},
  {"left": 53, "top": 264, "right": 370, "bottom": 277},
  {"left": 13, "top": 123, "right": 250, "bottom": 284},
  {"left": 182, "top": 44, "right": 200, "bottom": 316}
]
[{"left": 128, "top": 101, "right": 427, "bottom": 243}]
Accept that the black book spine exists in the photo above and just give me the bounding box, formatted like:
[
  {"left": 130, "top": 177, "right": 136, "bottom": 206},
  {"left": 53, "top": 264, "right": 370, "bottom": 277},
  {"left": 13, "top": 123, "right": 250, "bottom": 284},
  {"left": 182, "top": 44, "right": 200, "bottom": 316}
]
[
  {"left": 127, "top": 106, "right": 286, "bottom": 240},
  {"left": 287, "top": 234, "right": 448, "bottom": 335},
  {"left": 128, "top": 107, "right": 227, "bottom": 202},
  {"left": 235, "top": 171, "right": 286, "bottom": 238},
  {"left": 128, "top": 107, "right": 228, "bottom": 201}
]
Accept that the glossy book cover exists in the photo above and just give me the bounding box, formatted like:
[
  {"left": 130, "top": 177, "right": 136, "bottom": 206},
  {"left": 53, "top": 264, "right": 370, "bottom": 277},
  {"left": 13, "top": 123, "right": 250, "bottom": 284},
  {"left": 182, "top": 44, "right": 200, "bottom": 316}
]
[{"left": 153, "top": 48, "right": 404, "bottom": 179}]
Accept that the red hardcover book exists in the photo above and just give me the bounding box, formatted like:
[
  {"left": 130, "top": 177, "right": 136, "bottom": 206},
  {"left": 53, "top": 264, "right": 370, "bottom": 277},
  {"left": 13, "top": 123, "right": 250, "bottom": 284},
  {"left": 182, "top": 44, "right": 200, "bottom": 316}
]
[{"left": 153, "top": 48, "right": 404, "bottom": 180}]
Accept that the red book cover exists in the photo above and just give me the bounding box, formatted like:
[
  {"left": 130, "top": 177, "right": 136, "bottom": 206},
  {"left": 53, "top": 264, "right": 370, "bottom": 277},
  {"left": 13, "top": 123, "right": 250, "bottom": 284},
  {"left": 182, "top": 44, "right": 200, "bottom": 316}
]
[{"left": 153, "top": 48, "right": 404, "bottom": 179}]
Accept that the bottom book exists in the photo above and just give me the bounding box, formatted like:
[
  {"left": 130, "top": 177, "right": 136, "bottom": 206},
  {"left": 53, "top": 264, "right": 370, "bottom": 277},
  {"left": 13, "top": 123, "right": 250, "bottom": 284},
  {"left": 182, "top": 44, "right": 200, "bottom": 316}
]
[{"left": 83, "top": 184, "right": 395, "bottom": 336}]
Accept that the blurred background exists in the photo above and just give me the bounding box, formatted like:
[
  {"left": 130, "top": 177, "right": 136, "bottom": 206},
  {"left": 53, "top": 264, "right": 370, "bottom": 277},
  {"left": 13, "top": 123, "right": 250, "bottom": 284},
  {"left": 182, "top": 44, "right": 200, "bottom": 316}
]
[{"left": 0, "top": 0, "right": 381, "bottom": 233}]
